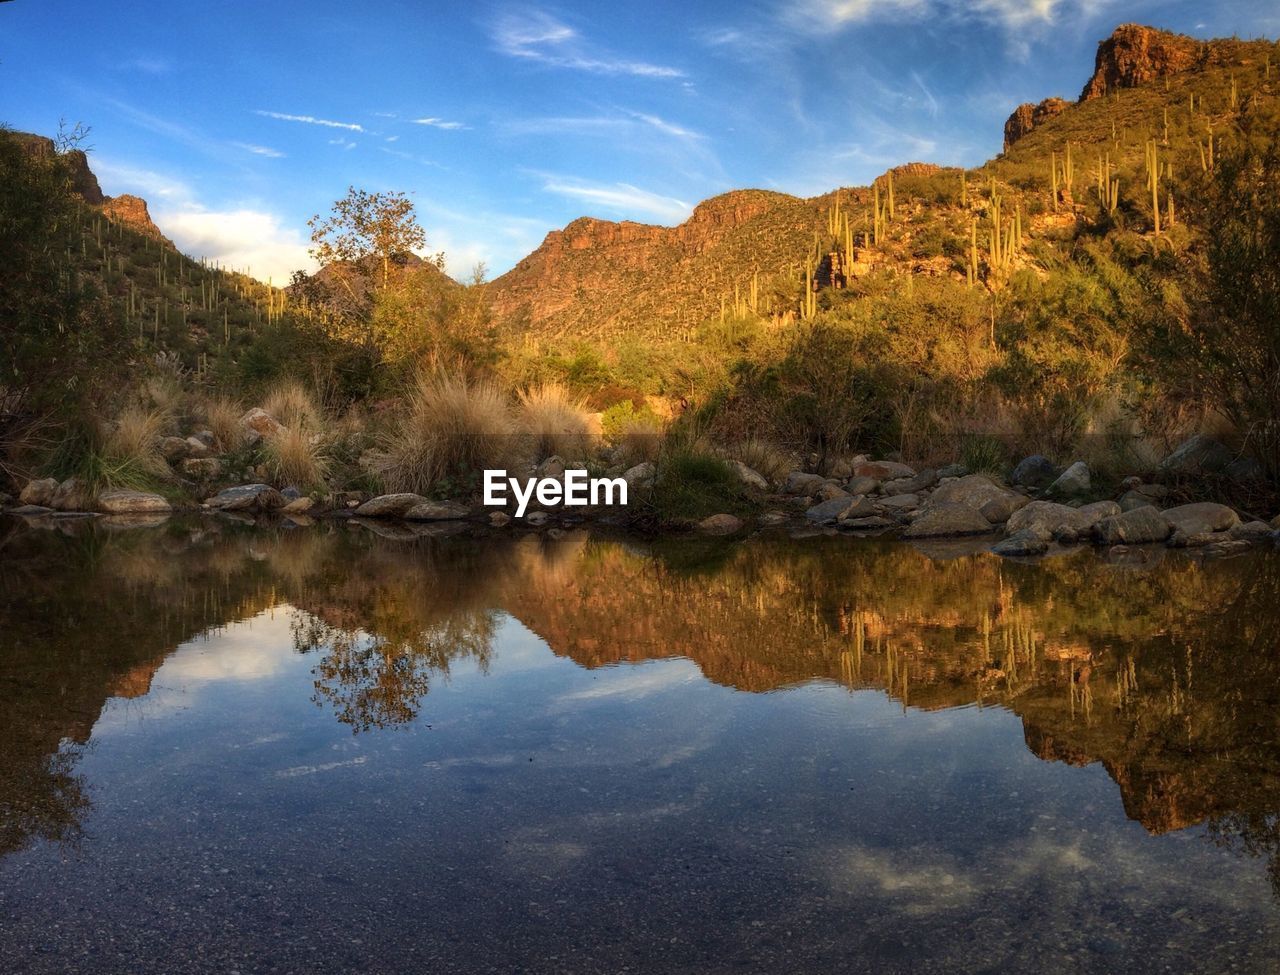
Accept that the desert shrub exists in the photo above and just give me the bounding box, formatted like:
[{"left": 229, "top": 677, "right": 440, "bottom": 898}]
[
  {"left": 960, "top": 434, "right": 1010, "bottom": 477},
  {"left": 601, "top": 400, "right": 664, "bottom": 465},
  {"left": 375, "top": 371, "right": 518, "bottom": 496},
  {"left": 262, "top": 379, "right": 322, "bottom": 431},
  {"left": 262, "top": 426, "right": 330, "bottom": 490},
  {"left": 650, "top": 445, "right": 754, "bottom": 522},
  {"left": 200, "top": 395, "right": 245, "bottom": 452},
  {"left": 517, "top": 383, "right": 596, "bottom": 461},
  {"left": 723, "top": 437, "right": 793, "bottom": 486}
]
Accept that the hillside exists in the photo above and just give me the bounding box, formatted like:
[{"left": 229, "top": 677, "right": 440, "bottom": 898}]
[{"left": 486, "top": 24, "right": 1280, "bottom": 343}]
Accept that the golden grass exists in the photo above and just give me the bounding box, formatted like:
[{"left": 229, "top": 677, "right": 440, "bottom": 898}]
[
  {"left": 615, "top": 413, "right": 664, "bottom": 466},
  {"left": 262, "top": 380, "right": 322, "bottom": 431},
  {"left": 725, "top": 438, "right": 793, "bottom": 485},
  {"left": 98, "top": 404, "right": 171, "bottom": 487},
  {"left": 517, "top": 383, "right": 597, "bottom": 461},
  {"left": 376, "top": 372, "right": 520, "bottom": 494},
  {"left": 201, "top": 395, "right": 245, "bottom": 452},
  {"left": 263, "top": 426, "right": 330, "bottom": 489}
]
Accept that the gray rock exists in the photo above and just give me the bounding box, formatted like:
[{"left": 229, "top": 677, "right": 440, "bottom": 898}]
[
  {"left": 159, "top": 436, "right": 190, "bottom": 463},
  {"left": 1162, "top": 502, "right": 1239, "bottom": 536},
  {"left": 404, "top": 500, "right": 471, "bottom": 521},
  {"left": 98, "top": 490, "right": 173, "bottom": 514},
  {"left": 785, "top": 471, "right": 828, "bottom": 496},
  {"left": 1160, "top": 434, "right": 1234, "bottom": 476},
  {"left": 992, "top": 529, "right": 1050, "bottom": 557},
  {"left": 879, "top": 493, "right": 920, "bottom": 510},
  {"left": 536, "top": 455, "right": 566, "bottom": 479},
  {"left": 699, "top": 513, "right": 743, "bottom": 534},
  {"left": 845, "top": 475, "right": 880, "bottom": 496},
  {"left": 281, "top": 497, "right": 315, "bottom": 514},
  {"left": 206, "top": 483, "right": 284, "bottom": 512},
  {"left": 623, "top": 462, "right": 656, "bottom": 493},
  {"left": 18, "top": 477, "right": 58, "bottom": 507},
  {"left": 1009, "top": 454, "right": 1059, "bottom": 489},
  {"left": 355, "top": 493, "right": 430, "bottom": 518},
  {"left": 936, "top": 464, "right": 968, "bottom": 479},
  {"left": 1093, "top": 507, "right": 1172, "bottom": 545},
  {"left": 883, "top": 469, "right": 939, "bottom": 495},
  {"left": 1046, "top": 461, "right": 1091, "bottom": 498},
  {"left": 1230, "top": 520, "right": 1274, "bottom": 540},
  {"left": 727, "top": 461, "right": 769, "bottom": 491},
  {"left": 489, "top": 511, "right": 511, "bottom": 527},
  {"left": 838, "top": 515, "right": 895, "bottom": 531},
  {"left": 1006, "top": 500, "right": 1120, "bottom": 541},
  {"left": 10, "top": 504, "right": 54, "bottom": 516},
  {"left": 183, "top": 436, "right": 212, "bottom": 459},
  {"left": 979, "top": 493, "right": 1030, "bottom": 524},
  {"left": 1224, "top": 456, "right": 1264, "bottom": 483},
  {"left": 805, "top": 496, "right": 875, "bottom": 524},
  {"left": 815, "top": 481, "right": 850, "bottom": 502},
  {"left": 190, "top": 430, "right": 217, "bottom": 448},
  {"left": 50, "top": 478, "right": 91, "bottom": 512},
  {"left": 1118, "top": 490, "right": 1156, "bottom": 512},
  {"left": 853, "top": 460, "right": 916, "bottom": 480},
  {"left": 181, "top": 457, "right": 221, "bottom": 479},
  {"left": 930, "top": 474, "right": 1025, "bottom": 523},
  {"left": 902, "top": 502, "right": 993, "bottom": 538},
  {"left": 525, "top": 511, "right": 549, "bottom": 527},
  {"left": 758, "top": 510, "right": 789, "bottom": 526}
]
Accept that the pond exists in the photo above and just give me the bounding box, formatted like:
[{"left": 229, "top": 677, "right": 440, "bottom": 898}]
[{"left": 1, "top": 516, "right": 1279, "bottom": 973}]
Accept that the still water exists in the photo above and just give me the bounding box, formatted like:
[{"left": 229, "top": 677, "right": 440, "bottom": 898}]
[{"left": 1, "top": 516, "right": 1279, "bottom": 973}]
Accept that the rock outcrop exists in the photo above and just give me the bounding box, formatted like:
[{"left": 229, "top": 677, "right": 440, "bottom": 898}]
[
  {"left": 1079, "top": 24, "right": 1241, "bottom": 101},
  {"left": 1003, "top": 98, "right": 1068, "bottom": 150}
]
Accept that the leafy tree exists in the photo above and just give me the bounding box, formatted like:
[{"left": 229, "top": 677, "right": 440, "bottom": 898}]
[{"left": 307, "top": 186, "right": 428, "bottom": 294}]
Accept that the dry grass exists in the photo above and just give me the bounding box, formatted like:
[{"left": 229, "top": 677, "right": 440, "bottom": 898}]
[
  {"left": 376, "top": 372, "right": 519, "bottom": 494},
  {"left": 96, "top": 404, "right": 171, "bottom": 488},
  {"left": 518, "top": 383, "right": 597, "bottom": 461},
  {"left": 263, "top": 426, "right": 330, "bottom": 489},
  {"left": 262, "top": 380, "right": 322, "bottom": 431},
  {"left": 201, "top": 395, "right": 245, "bottom": 452},
  {"left": 725, "top": 438, "right": 793, "bottom": 486},
  {"left": 141, "top": 373, "right": 186, "bottom": 419},
  {"left": 615, "top": 413, "right": 664, "bottom": 466}
]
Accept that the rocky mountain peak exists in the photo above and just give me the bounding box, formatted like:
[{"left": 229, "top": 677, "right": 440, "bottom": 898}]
[{"left": 1079, "top": 23, "right": 1206, "bottom": 101}]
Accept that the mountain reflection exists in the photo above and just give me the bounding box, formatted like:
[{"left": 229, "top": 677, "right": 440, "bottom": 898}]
[{"left": 2, "top": 516, "right": 1279, "bottom": 889}]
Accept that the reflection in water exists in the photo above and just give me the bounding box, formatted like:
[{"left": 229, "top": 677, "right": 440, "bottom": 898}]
[{"left": 2, "top": 515, "right": 1280, "bottom": 907}]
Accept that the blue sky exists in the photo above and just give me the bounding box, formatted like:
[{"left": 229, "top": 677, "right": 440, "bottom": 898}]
[{"left": 2, "top": 0, "right": 1276, "bottom": 282}]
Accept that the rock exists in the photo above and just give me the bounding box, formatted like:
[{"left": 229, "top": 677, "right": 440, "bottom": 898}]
[
  {"left": 355, "top": 493, "right": 430, "bottom": 518},
  {"left": 1009, "top": 454, "right": 1059, "bottom": 489},
  {"left": 879, "top": 493, "right": 920, "bottom": 511},
  {"left": 97, "top": 490, "right": 172, "bottom": 514},
  {"left": 992, "top": 529, "right": 1050, "bottom": 557},
  {"left": 827, "top": 458, "right": 856, "bottom": 479},
  {"left": 930, "top": 474, "right": 1024, "bottom": 523},
  {"left": 526, "top": 511, "right": 549, "bottom": 526},
  {"left": 181, "top": 457, "right": 221, "bottom": 479},
  {"left": 883, "top": 469, "right": 938, "bottom": 495},
  {"left": 901, "top": 502, "right": 993, "bottom": 538},
  {"left": 1046, "top": 461, "right": 1091, "bottom": 498},
  {"left": 838, "top": 515, "right": 895, "bottom": 531},
  {"left": 18, "top": 477, "right": 58, "bottom": 507},
  {"left": 1231, "top": 520, "right": 1273, "bottom": 541},
  {"left": 699, "top": 513, "right": 743, "bottom": 534},
  {"left": 404, "top": 500, "right": 471, "bottom": 521},
  {"left": 979, "top": 493, "right": 1030, "bottom": 524},
  {"left": 536, "top": 455, "right": 566, "bottom": 479},
  {"left": 1003, "top": 97, "right": 1069, "bottom": 150},
  {"left": 1204, "top": 539, "right": 1255, "bottom": 559},
  {"left": 727, "top": 460, "right": 769, "bottom": 491},
  {"left": 206, "top": 483, "right": 285, "bottom": 512},
  {"left": 50, "top": 478, "right": 91, "bottom": 512},
  {"left": 1007, "top": 500, "right": 1121, "bottom": 541},
  {"left": 1273, "top": 514, "right": 1280, "bottom": 530},
  {"left": 159, "top": 436, "right": 190, "bottom": 463},
  {"left": 0, "top": 492, "right": 12, "bottom": 509},
  {"left": 785, "top": 471, "right": 828, "bottom": 496},
  {"left": 936, "top": 464, "right": 968, "bottom": 479},
  {"left": 1080, "top": 24, "right": 1207, "bottom": 102},
  {"left": 805, "top": 496, "right": 874, "bottom": 525},
  {"left": 1160, "top": 434, "right": 1235, "bottom": 476},
  {"left": 816, "top": 482, "right": 850, "bottom": 502},
  {"left": 1162, "top": 502, "right": 1239, "bottom": 536},
  {"left": 281, "top": 486, "right": 302, "bottom": 501},
  {"left": 853, "top": 461, "right": 916, "bottom": 481},
  {"left": 1093, "top": 507, "right": 1172, "bottom": 545},
  {"left": 845, "top": 475, "right": 880, "bottom": 496},
  {"left": 623, "top": 462, "right": 656, "bottom": 492},
  {"left": 1118, "top": 490, "right": 1156, "bottom": 512},
  {"left": 489, "top": 511, "right": 511, "bottom": 527},
  {"left": 281, "top": 497, "right": 314, "bottom": 514},
  {"left": 1224, "top": 456, "right": 1265, "bottom": 483},
  {"left": 190, "top": 430, "right": 217, "bottom": 448},
  {"left": 183, "top": 436, "right": 212, "bottom": 459},
  {"left": 240, "top": 407, "right": 285, "bottom": 440},
  {"left": 758, "top": 510, "right": 789, "bottom": 526},
  {"left": 10, "top": 504, "right": 54, "bottom": 516}
]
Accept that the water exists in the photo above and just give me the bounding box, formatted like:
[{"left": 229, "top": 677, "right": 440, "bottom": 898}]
[{"left": 1, "top": 516, "right": 1279, "bottom": 973}]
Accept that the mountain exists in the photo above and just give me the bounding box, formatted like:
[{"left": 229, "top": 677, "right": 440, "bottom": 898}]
[{"left": 486, "top": 24, "right": 1280, "bottom": 343}]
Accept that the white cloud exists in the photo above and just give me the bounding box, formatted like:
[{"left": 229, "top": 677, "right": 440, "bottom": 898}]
[
  {"left": 539, "top": 176, "right": 692, "bottom": 222},
  {"left": 781, "top": 0, "right": 1072, "bottom": 34},
  {"left": 232, "top": 142, "right": 285, "bottom": 158},
  {"left": 626, "top": 111, "right": 704, "bottom": 140},
  {"left": 255, "top": 110, "right": 364, "bottom": 132},
  {"left": 158, "top": 208, "right": 315, "bottom": 282},
  {"left": 328, "top": 137, "right": 359, "bottom": 150},
  {"left": 412, "top": 117, "right": 467, "bottom": 130},
  {"left": 491, "top": 9, "right": 683, "bottom": 78}
]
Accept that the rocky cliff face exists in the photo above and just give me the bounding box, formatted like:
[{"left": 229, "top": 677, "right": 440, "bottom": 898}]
[
  {"left": 1075, "top": 23, "right": 1261, "bottom": 101},
  {"left": 101, "top": 193, "right": 171, "bottom": 245},
  {"left": 1002, "top": 97, "right": 1068, "bottom": 150}
]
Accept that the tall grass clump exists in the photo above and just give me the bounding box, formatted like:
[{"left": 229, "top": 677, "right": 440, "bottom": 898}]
[
  {"left": 201, "top": 395, "right": 245, "bottom": 452},
  {"left": 601, "top": 400, "right": 664, "bottom": 466},
  {"left": 376, "top": 372, "right": 518, "bottom": 495},
  {"left": 51, "top": 404, "right": 174, "bottom": 493},
  {"left": 517, "top": 383, "right": 597, "bottom": 461},
  {"left": 724, "top": 437, "right": 793, "bottom": 486},
  {"left": 262, "top": 380, "right": 323, "bottom": 431},
  {"left": 650, "top": 440, "right": 755, "bottom": 523},
  {"left": 263, "top": 426, "right": 330, "bottom": 490}
]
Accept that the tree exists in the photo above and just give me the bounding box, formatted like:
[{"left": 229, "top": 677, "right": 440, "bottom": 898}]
[{"left": 307, "top": 187, "right": 427, "bottom": 294}]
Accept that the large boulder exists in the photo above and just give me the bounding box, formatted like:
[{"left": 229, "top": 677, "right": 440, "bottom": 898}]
[
  {"left": 1162, "top": 502, "right": 1239, "bottom": 536},
  {"left": 1093, "top": 507, "right": 1172, "bottom": 545},
  {"left": 1118, "top": 490, "right": 1156, "bottom": 512},
  {"left": 18, "top": 477, "right": 58, "bottom": 507},
  {"left": 805, "top": 496, "right": 876, "bottom": 525},
  {"left": 159, "top": 436, "right": 190, "bottom": 463},
  {"left": 239, "top": 408, "right": 285, "bottom": 442},
  {"left": 1046, "top": 461, "right": 1091, "bottom": 498},
  {"left": 902, "top": 502, "right": 993, "bottom": 538},
  {"left": 404, "top": 500, "right": 471, "bottom": 521},
  {"left": 785, "top": 471, "right": 828, "bottom": 496},
  {"left": 727, "top": 460, "right": 769, "bottom": 491},
  {"left": 1007, "top": 500, "right": 1121, "bottom": 541},
  {"left": 98, "top": 490, "right": 172, "bottom": 514},
  {"left": 622, "top": 462, "right": 656, "bottom": 493},
  {"left": 853, "top": 461, "right": 916, "bottom": 481},
  {"left": 206, "top": 483, "right": 284, "bottom": 512},
  {"left": 929, "top": 474, "right": 1025, "bottom": 523},
  {"left": 355, "top": 493, "right": 430, "bottom": 518},
  {"left": 1159, "top": 434, "right": 1234, "bottom": 476},
  {"left": 1009, "top": 455, "right": 1059, "bottom": 489},
  {"left": 50, "top": 478, "right": 92, "bottom": 512},
  {"left": 882, "top": 469, "right": 938, "bottom": 495},
  {"left": 845, "top": 475, "right": 880, "bottom": 496}
]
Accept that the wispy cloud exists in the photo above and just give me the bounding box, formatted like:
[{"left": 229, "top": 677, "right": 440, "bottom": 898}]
[
  {"left": 537, "top": 175, "right": 691, "bottom": 222},
  {"left": 492, "top": 9, "right": 683, "bottom": 78},
  {"left": 411, "top": 116, "right": 468, "bottom": 130},
  {"left": 255, "top": 110, "right": 364, "bottom": 132},
  {"left": 787, "top": 0, "right": 1073, "bottom": 31},
  {"left": 504, "top": 110, "right": 703, "bottom": 143},
  {"left": 626, "top": 111, "right": 704, "bottom": 140},
  {"left": 232, "top": 142, "right": 285, "bottom": 158},
  {"left": 328, "top": 137, "right": 359, "bottom": 150}
]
